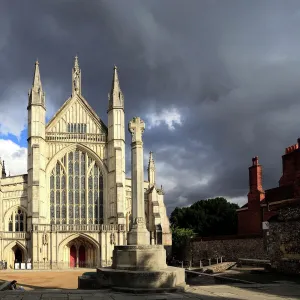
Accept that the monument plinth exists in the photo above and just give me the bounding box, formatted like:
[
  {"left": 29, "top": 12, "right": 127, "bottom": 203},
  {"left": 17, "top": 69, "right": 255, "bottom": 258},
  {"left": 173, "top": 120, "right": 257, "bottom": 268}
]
[{"left": 95, "top": 117, "right": 186, "bottom": 292}]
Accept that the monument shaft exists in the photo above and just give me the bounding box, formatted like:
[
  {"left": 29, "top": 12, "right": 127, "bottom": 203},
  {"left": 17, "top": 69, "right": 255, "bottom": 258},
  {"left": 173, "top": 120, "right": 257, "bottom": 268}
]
[{"left": 127, "top": 117, "right": 150, "bottom": 245}]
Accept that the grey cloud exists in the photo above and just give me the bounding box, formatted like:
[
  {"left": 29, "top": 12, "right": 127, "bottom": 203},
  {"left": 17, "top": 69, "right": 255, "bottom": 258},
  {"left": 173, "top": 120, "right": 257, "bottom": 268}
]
[{"left": 1, "top": 0, "right": 300, "bottom": 213}]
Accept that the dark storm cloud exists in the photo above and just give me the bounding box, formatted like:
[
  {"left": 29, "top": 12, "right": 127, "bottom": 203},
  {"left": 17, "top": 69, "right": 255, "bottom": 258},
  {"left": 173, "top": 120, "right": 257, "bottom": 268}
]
[{"left": 1, "top": 0, "right": 300, "bottom": 212}]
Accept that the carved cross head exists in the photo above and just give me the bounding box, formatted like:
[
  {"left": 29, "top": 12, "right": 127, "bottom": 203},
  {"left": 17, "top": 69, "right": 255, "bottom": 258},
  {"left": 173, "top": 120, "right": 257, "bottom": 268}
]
[{"left": 128, "top": 117, "right": 145, "bottom": 142}]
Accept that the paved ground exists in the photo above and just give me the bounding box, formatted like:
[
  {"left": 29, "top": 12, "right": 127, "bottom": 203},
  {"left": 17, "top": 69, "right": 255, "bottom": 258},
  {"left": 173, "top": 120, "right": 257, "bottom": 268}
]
[
  {"left": 0, "top": 269, "right": 299, "bottom": 299},
  {"left": 0, "top": 283, "right": 300, "bottom": 299},
  {"left": 0, "top": 269, "right": 90, "bottom": 290}
]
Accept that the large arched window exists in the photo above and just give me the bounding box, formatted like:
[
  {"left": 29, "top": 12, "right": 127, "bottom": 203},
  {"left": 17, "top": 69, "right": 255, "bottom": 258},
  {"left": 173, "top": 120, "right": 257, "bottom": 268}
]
[
  {"left": 8, "top": 208, "right": 26, "bottom": 232},
  {"left": 50, "top": 149, "right": 104, "bottom": 225}
]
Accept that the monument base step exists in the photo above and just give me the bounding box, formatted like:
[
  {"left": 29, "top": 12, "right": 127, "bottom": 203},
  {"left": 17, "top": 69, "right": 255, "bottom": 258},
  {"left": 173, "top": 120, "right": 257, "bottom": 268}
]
[
  {"left": 78, "top": 272, "right": 98, "bottom": 290},
  {"left": 112, "top": 284, "right": 188, "bottom": 294},
  {"left": 95, "top": 266, "right": 186, "bottom": 290}
]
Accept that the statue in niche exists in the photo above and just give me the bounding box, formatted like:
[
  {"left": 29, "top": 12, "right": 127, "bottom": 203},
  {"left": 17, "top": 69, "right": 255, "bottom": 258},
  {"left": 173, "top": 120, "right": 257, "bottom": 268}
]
[
  {"left": 110, "top": 233, "right": 116, "bottom": 245},
  {"left": 73, "top": 70, "right": 80, "bottom": 93},
  {"left": 42, "top": 227, "right": 49, "bottom": 245}
]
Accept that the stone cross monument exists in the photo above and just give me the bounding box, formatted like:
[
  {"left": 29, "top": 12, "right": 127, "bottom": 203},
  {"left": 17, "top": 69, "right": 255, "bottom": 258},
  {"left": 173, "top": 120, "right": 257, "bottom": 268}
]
[
  {"left": 127, "top": 117, "right": 150, "bottom": 245},
  {"left": 94, "top": 116, "right": 186, "bottom": 291}
]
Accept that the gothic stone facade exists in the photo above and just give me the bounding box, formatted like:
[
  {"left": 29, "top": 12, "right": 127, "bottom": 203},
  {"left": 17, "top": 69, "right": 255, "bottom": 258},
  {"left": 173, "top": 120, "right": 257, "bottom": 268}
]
[{"left": 0, "top": 57, "right": 171, "bottom": 269}]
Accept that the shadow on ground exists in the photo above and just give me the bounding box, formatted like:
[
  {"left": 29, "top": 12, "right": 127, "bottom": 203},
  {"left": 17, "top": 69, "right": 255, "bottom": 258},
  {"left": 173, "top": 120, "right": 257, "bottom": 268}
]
[
  {"left": 0, "top": 279, "right": 69, "bottom": 290},
  {"left": 186, "top": 266, "right": 300, "bottom": 299}
]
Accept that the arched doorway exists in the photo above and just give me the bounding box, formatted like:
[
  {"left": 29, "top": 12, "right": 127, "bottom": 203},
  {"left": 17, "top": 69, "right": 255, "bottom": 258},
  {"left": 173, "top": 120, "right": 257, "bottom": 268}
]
[
  {"left": 14, "top": 247, "right": 22, "bottom": 263},
  {"left": 3, "top": 243, "right": 27, "bottom": 269},
  {"left": 63, "top": 236, "right": 97, "bottom": 268},
  {"left": 78, "top": 245, "right": 86, "bottom": 268},
  {"left": 70, "top": 245, "right": 76, "bottom": 268}
]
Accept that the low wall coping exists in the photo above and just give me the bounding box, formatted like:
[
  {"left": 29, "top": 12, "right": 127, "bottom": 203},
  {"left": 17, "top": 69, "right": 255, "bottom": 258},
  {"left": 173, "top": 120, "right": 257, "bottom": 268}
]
[{"left": 192, "top": 234, "right": 263, "bottom": 242}]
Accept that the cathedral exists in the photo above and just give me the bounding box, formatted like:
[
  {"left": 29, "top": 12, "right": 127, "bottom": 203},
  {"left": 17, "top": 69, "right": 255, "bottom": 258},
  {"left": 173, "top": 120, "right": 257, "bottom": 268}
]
[{"left": 0, "top": 57, "right": 172, "bottom": 269}]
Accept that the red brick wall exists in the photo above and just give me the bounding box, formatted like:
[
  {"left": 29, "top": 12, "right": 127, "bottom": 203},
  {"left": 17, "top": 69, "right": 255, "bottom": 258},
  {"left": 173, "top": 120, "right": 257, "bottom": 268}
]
[
  {"left": 279, "top": 153, "right": 297, "bottom": 186},
  {"left": 238, "top": 209, "right": 262, "bottom": 235}
]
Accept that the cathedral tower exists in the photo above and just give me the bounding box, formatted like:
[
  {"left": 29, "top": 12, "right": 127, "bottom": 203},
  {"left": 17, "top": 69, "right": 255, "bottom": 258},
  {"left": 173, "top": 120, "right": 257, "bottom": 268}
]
[
  {"left": 107, "top": 66, "right": 126, "bottom": 224},
  {"left": 27, "top": 60, "right": 47, "bottom": 228}
]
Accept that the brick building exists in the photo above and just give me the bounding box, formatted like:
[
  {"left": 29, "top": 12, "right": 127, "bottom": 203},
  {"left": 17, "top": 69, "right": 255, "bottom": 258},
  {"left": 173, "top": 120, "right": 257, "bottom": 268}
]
[{"left": 237, "top": 138, "right": 300, "bottom": 236}]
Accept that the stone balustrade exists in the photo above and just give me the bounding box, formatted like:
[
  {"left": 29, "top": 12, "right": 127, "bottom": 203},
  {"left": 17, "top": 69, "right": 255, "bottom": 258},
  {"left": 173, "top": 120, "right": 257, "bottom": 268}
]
[
  {"left": 0, "top": 232, "right": 28, "bottom": 239},
  {"left": 0, "top": 224, "right": 126, "bottom": 237},
  {"left": 50, "top": 224, "right": 125, "bottom": 232},
  {"left": 46, "top": 132, "right": 106, "bottom": 143}
]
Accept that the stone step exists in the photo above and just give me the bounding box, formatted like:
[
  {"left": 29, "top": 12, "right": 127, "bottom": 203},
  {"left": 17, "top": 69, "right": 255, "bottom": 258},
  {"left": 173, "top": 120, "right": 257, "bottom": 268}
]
[{"left": 78, "top": 275, "right": 98, "bottom": 290}]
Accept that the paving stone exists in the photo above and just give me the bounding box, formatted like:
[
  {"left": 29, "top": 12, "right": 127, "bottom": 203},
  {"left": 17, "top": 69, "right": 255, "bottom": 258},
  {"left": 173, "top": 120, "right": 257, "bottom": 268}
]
[
  {"left": 86, "top": 295, "right": 112, "bottom": 299},
  {"left": 22, "top": 296, "right": 41, "bottom": 300},
  {"left": 41, "top": 294, "right": 67, "bottom": 298},
  {"left": 41, "top": 298, "right": 68, "bottom": 300}
]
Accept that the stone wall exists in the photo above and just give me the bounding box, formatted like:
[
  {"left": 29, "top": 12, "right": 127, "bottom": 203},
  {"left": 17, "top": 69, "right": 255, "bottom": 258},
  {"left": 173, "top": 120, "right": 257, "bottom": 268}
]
[
  {"left": 191, "top": 235, "right": 268, "bottom": 262},
  {"left": 268, "top": 206, "right": 300, "bottom": 274}
]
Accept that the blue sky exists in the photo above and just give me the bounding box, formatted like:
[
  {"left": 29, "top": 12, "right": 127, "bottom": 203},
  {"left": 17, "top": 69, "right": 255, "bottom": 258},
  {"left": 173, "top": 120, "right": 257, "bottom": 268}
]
[{"left": 0, "top": 129, "right": 27, "bottom": 148}]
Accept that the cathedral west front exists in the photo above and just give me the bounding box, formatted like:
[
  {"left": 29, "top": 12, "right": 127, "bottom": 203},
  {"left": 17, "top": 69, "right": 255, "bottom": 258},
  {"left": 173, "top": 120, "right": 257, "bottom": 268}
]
[{"left": 0, "top": 57, "right": 172, "bottom": 270}]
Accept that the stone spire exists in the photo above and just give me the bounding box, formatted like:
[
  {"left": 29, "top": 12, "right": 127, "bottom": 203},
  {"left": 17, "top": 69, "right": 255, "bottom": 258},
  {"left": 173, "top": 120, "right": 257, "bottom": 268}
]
[
  {"left": 28, "top": 60, "right": 45, "bottom": 107},
  {"left": 32, "top": 60, "right": 42, "bottom": 91},
  {"left": 148, "top": 151, "right": 155, "bottom": 188},
  {"left": 2, "top": 160, "right": 6, "bottom": 178},
  {"left": 108, "top": 65, "right": 124, "bottom": 111},
  {"left": 72, "top": 55, "right": 81, "bottom": 96},
  {"left": 127, "top": 117, "right": 150, "bottom": 245}
]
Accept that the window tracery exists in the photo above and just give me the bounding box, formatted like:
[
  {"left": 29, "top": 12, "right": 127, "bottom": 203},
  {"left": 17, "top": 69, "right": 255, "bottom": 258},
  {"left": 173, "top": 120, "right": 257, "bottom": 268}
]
[
  {"left": 50, "top": 149, "right": 104, "bottom": 225},
  {"left": 8, "top": 208, "right": 26, "bottom": 232}
]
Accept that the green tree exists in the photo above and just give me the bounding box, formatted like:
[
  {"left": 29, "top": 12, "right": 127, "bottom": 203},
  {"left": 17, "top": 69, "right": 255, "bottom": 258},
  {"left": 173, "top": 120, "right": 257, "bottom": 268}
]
[
  {"left": 171, "top": 227, "right": 195, "bottom": 261},
  {"left": 170, "top": 197, "right": 239, "bottom": 237}
]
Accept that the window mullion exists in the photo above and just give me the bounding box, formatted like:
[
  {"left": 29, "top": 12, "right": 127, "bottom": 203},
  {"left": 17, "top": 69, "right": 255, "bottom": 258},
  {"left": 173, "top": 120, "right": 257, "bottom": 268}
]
[
  {"left": 66, "top": 157, "right": 69, "bottom": 224},
  {"left": 85, "top": 153, "right": 88, "bottom": 224},
  {"left": 79, "top": 151, "right": 82, "bottom": 224}
]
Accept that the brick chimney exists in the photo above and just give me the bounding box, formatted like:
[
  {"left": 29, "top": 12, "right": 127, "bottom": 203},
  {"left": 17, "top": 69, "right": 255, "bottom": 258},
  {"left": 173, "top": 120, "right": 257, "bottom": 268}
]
[
  {"left": 279, "top": 138, "right": 300, "bottom": 187},
  {"left": 247, "top": 156, "right": 265, "bottom": 209}
]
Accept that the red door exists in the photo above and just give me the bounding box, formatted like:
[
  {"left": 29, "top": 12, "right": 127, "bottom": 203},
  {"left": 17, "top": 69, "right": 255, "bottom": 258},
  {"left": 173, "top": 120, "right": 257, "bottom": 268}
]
[
  {"left": 70, "top": 245, "right": 76, "bottom": 268},
  {"left": 79, "top": 245, "right": 85, "bottom": 267}
]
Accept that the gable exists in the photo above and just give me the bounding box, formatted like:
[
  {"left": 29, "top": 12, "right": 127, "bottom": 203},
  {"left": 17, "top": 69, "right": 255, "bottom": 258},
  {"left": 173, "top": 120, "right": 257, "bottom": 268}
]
[{"left": 46, "top": 95, "right": 107, "bottom": 134}]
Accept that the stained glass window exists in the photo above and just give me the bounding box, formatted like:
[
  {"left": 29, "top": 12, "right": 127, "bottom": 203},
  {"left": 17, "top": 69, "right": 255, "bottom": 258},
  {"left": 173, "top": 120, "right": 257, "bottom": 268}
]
[
  {"left": 69, "top": 191, "right": 73, "bottom": 205},
  {"left": 69, "top": 205, "right": 74, "bottom": 218},
  {"left": 62, "top": 205, "right": 66, "bottom": 219},
  {"left": 50, "top": 149, "right": 104, "bottom": 225},
  {"left": 50, "top": 175, "right": 54, "bottom": 189},
  {"left": 81, "top": 205, "right": 86, "bottom": 219},
  {"left": 62, "top": 175, "right": 66, "bottom": 189},
  {"left": 75, "top": 191, "right": 79, "bottom": 205},
  {"left": 88, "top": 205, "right": 93, "bottom": 219},
  {"left": 75, "top": 176, "right": 79, "bottom": 190},
  {"left": 88, "top": 190, "right": 93, "bottom": 205},
  {"left": 88, "top": 176, "right": 93, "bottom": 190},
  {"left": 75, "top": 162, "right": 79, "bottom": 176}
]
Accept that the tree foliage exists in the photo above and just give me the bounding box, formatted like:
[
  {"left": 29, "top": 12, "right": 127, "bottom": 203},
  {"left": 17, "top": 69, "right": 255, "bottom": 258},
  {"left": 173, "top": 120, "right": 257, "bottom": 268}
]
[
  {"left": 170, "top": 197, "right": 239, "bottom": 237},
  {"left": 171, "top": 227, "right": 195, "bottom": 261}
]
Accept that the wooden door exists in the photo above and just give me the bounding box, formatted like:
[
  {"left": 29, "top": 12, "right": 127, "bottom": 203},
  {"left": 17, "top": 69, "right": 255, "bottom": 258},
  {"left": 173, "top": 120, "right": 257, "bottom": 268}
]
[
  {"left": 78, "top": 245, "right": 85, "bottom": 267},
  {"left": 70, "top": 245, "right": 76, "bottom": 268}
]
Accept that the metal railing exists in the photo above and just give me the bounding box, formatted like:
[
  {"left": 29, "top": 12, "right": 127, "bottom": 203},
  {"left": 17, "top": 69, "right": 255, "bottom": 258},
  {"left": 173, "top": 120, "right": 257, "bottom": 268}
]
[
  {"left": 46, "top": 132, "right": 106, "bottom": 143},
  {"left": 169, "top": 257, "right": 226, "bottom": 269}
]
